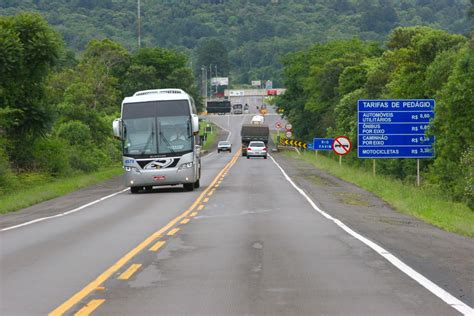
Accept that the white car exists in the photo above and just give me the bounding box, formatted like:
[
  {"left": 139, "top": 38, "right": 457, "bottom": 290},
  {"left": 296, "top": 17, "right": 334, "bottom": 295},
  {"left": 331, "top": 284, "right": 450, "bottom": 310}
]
[
  {"left": 217, "top": 141, "right": 232, "bottom": 153},
  {"left": 246, "top": 141, "right": 267, "bottom": 159},
  {"left": 251, "top": 115, "right": 265, "bottom": 124}
]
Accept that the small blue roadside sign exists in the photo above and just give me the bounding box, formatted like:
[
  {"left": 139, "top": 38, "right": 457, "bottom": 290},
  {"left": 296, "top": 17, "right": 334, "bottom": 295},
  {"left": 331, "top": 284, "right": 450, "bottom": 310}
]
[
  {"left": 357, "top": 99, "right": 435, "bottom": 158},
  {"left": 307, "top": 143, "right": 314, "bottom": 150},
  {"left": 313, "top": 138, "right": 333, "bottom": 151}
]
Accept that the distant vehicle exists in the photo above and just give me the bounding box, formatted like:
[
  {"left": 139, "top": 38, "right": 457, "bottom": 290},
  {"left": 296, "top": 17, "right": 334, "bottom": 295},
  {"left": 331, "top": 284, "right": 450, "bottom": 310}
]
[
  {"left": 207, "top": 100, "right": 231, "bottom": 115},
  {"left": 246, "top": 141, "right": 267, "bottom": 159},
  {"left": 232, "top": 103, "right": 243, "bottom": 114},
  {"left": 259, "top": 103, "right": 268, "bottom": 115},
  {"left": 217, "top": 141, "right": 232, "bottom": 153},
  {"left": 240, "top": 124, "right": 269, "bottom": 156},
  {"left": 243, "top": 103, "right": 249, "bottom": 113},
  {"left": 113, "top": 89, "right": 201, "bottom": 193},
  {"left": 251, "top": 115, "right": 265, "bottom": 124}
]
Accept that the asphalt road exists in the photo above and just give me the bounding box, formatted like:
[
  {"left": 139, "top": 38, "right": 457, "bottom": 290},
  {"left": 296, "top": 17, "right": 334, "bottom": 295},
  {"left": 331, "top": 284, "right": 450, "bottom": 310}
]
[{"left": 0, "top": 104, "right": 472, "bottom": 315}]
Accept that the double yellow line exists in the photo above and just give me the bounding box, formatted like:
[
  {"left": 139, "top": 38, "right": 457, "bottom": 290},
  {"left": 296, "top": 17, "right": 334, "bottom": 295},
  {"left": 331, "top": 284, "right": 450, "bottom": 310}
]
[{"left": 50, "top": 150, "right": 241, "bottom": 316}]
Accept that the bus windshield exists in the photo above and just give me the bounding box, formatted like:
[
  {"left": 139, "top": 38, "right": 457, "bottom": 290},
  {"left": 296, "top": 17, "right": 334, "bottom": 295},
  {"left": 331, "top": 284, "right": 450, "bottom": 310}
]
[{"left": 122, "top": 100, "right": 192, "bottom": 156}]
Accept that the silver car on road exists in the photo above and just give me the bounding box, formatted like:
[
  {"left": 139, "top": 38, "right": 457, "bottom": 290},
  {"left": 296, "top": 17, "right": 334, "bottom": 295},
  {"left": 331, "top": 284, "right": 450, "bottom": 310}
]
[{"left": 246, "top": 141, "right": 267, "bottom": 159}]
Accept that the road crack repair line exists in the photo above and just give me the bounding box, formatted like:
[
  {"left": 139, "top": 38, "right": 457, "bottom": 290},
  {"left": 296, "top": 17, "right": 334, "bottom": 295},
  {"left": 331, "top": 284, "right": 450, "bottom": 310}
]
[{"left": 49, "top": 149, "right": 241, "bottom": 316}]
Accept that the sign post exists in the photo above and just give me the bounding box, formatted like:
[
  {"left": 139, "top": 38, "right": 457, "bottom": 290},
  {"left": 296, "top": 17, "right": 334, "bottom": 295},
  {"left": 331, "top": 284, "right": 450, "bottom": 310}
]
[{"left": 417, "top": 159, "right": 420, "bottom": 187}]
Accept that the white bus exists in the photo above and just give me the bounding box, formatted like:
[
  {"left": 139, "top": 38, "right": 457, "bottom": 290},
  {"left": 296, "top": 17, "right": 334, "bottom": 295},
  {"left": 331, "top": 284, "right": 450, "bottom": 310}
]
[{"left": 113, "top": 89, "right": 201, "bottom": 193}]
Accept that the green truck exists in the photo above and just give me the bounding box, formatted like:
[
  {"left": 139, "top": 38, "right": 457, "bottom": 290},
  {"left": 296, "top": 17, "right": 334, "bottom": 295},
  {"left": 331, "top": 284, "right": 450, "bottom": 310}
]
[
  {"left": 240, "top": 124, "right": 270, "bottom": 156},
  {"left": 206, "top": 100, "right": 231, "bottom": 114}
]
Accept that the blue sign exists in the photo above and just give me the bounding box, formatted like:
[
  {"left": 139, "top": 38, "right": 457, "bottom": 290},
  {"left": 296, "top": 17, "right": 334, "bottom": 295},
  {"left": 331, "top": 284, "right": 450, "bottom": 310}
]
[
  {"left": 358, "top": 99, "right": 435, "bottom": 158},
  {"left": 307, "top": 143, "right": 314, "bottom": 150},
  {"left": 313, "top": 138, "right": 333, "bottom": 151}
]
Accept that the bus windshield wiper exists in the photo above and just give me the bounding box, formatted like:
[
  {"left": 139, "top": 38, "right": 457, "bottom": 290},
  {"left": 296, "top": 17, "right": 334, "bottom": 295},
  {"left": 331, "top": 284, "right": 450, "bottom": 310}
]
[
  {"left": 141, "top": 130, "right": 155, "bottom": 155},
  {"left": 159, "top": 130, "right": 175, "bottom": 154}
]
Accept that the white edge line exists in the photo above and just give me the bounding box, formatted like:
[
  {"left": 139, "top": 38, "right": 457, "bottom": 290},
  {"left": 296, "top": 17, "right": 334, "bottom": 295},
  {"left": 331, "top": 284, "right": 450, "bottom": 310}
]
[
  {"left": 268, "top": 154, "right": 474, "bottom": 316},
  {"left": 208, "top": 117, "right": 232, "bottom": 142},
  {"left": 1, "top": 188, "right": 130, "bottom": 232}
]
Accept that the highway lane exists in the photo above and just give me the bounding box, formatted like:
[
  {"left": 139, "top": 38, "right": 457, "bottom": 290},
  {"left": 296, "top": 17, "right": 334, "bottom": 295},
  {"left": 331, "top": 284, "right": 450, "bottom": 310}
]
[
  {"left": 79, "top": 112, "right": 456, "bottom": 315},
  {"left": 0, "top": 117, "right": 241, "bottom": 315},
  {"left": 0, "top": 107, "right": 471, "bottom": 315}
]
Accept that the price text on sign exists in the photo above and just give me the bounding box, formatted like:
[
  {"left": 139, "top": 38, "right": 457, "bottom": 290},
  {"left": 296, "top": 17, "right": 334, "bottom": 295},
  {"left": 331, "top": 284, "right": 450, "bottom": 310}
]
[
  {"left": 332, "top": 136, "right": 352, "bottom": 156},
  {"left": 357, "top": 99, "right": 435, "bottom": 158}
]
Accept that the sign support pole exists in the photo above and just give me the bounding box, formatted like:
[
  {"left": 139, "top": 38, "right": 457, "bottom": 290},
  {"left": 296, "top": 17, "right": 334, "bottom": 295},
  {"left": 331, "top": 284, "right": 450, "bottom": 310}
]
[
  {"left": 417, "top": 159, "right": 420, "bottom": 187},
  {"left": 373, "top": 159, "right": 376, "bottom": 176},
  {"left": 339, "top": 155, "right": 342, "bottom": 166}
]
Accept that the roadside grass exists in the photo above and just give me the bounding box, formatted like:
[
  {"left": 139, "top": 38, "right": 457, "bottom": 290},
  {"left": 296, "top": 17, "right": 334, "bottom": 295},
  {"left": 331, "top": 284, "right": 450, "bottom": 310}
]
[
  {"left": 0, "top": 166, "right": 123, "bottom": 215},
  {"left": 200, "top": 121, "right": 218, "bottom": 152},
  {"left": 283, "top": 151, "right": 474, "bottom": 237}
]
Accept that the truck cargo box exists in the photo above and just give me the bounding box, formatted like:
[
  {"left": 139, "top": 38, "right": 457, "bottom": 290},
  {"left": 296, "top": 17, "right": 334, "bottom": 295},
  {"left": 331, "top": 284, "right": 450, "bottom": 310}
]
[{"left": 207, "top": 100, "right": 231, "bottom": 114}]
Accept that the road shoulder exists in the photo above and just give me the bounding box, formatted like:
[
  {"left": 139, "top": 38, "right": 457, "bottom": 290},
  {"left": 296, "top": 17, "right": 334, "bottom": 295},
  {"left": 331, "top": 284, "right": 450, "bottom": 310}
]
[
  {"left": 272, "top": 152, "right": 474, "bottom": 306},
  {"left": 0, "top": 176, "right": 126, "bottom": 230}
]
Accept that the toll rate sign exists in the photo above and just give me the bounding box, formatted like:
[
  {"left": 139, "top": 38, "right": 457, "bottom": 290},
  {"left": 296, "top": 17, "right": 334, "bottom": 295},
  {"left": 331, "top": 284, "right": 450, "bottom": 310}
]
[{"left": 357, "top": 99, "right": 435, "bottom": 158}]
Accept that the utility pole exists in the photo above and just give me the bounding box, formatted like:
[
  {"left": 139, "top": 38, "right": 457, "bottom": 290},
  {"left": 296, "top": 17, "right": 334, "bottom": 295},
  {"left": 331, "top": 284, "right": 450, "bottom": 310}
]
[
  {"left": 215, "top": 64, "right": 218, "bottom": 94},
  {"left": 137, "top": 0, "right": 141, "bottom": 49},
  {"left": 209, "top": 64, "right": 212, "bottom": 98}
]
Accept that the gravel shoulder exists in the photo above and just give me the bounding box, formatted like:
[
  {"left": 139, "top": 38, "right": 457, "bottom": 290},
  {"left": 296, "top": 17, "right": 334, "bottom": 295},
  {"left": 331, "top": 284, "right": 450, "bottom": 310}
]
[{"left": 272, "top": 152, "right": 474, "bottom": 307}]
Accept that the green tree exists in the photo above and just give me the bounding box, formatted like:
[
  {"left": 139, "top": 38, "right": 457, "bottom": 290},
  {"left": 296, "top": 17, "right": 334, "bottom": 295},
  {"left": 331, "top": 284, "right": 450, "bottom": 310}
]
[
  {"left": 431, "top": 37, "right": 474, "bottom": 204},
  {"left": 0, "top": 13, "right": 62, "bottom": 168}
]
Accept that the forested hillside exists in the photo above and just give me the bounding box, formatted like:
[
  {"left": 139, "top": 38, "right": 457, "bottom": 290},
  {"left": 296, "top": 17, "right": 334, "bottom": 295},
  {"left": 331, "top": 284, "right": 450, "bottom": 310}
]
[
  {"left": 1, "top": 0, "right": 472, "bottom": 85},
  {"left": 277, "top": 26, "right": 473, "bottom": 207}
]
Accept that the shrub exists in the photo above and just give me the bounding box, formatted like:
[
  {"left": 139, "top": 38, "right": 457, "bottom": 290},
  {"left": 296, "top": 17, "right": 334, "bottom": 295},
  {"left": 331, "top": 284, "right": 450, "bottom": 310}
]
[
  {"left": 69, "top": 146, "right": 108, "bottom": 173},
  {"left": 55, "top": 120, "right": 92, "bottom": 146},
  {"left": 0, "top": 145, "right": 13, "bottom": 192},
  {"left": 33, "top": 138, "right": 70, "bottom": 176}
]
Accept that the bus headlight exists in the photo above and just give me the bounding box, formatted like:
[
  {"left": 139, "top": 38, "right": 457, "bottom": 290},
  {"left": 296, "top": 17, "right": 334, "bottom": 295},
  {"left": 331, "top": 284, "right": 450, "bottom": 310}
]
[
  {"left": 124, "top": 166, "right": 141, "bottom": 173},
  {"left": 178, "top": 162, "right": 194, "bottom": 170}
]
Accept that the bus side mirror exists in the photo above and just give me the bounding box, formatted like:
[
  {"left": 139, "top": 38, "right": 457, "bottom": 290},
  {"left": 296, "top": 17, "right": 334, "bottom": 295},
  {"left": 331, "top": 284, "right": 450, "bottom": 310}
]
[
  {"left": 112, "top": 119, "right": 123, "bottom": 140},
  {"left": 192, "top": 114, "right": 199, "bottom": 135}
]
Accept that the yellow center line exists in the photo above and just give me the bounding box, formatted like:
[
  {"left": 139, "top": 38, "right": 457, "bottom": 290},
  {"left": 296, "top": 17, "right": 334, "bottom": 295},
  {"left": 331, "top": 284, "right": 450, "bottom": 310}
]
[
  {"left": 190, "top": 211, "right": 199, "bottom": 217},
  {"left": 207, "top": 189, "right": 215, "bottom": 196},
  {"left": 49, "top": 148, "right": 241, "bottom": 316},
  {"left": 203, "top": 197, "right": 209, "bottom": 203},
  {"left": 167, "top": 228, "right": 180, "bottom": 236},
  {"left": 74, "top": 299, "right": 105, "bottom": 316},
  {"left": 180, "top": 218, "right": 190, "bottom": 224},
  {"left": 118, "top": 263, "right": 142, "bottom": 280},
  {"left": 214, "top": 184, "right": 220, "bottom": 188},
  {"left": 197, "top": 205, "right": 204, "bottom": 211},
  {"left": 149, "top": 240, "right": 166, "bottom": 252}
]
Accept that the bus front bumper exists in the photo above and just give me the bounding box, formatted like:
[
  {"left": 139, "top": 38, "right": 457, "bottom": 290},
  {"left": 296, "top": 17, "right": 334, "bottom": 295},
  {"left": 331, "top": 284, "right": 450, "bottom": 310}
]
[{"left": 124, "top": 166, "right": 196, "bottom": 187}]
